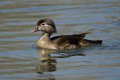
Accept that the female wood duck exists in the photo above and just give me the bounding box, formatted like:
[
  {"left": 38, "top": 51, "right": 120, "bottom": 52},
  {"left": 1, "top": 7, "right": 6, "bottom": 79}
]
[{"left": 32, "top": 18, "right": 102, "bottom": 50}]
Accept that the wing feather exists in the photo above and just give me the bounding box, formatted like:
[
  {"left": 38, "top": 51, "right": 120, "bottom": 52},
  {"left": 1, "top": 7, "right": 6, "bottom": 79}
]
[{"left": 51, "top": 32, "right": 89, "bottom": 46}]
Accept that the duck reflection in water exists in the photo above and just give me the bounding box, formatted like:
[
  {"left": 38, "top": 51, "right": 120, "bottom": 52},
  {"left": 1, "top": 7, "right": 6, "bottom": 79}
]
[
  {"left": 36, "top": 49, "right": 57, "bottom": 80},
  {"left": 36, "top": 49, "right": 85, "bottom": 80},
  {"left": 36, "top": 49, "right": 57, "bottom": 73},
  {"left": 36, "top": 49, "right": 85, "bottom": 73}
]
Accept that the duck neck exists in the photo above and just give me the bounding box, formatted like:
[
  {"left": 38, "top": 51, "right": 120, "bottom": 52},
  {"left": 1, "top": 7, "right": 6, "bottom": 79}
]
[
  {"left": 37, "top": 33, "right": 52, "bottom": 47},
  {"left": 41, "top": 32, "right": 51, "bottom": 39},
  {"left": 37, "top": 32, "right": 58, "bottom": 49}
]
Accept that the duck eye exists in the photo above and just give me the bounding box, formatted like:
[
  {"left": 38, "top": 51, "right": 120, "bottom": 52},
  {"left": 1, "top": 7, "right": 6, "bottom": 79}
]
[{"left": 41, "top": 23, "right": 45, "bottom": 26}]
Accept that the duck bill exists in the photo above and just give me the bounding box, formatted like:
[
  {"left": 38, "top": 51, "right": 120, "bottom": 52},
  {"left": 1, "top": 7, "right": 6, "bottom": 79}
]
[{"left": 31, "top": 27, "right": 39, "bottom": 33}]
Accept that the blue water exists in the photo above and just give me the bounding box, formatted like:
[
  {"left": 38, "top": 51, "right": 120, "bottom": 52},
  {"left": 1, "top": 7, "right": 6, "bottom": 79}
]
[{"left": 0, "top": 0, "right": 120, "bottom": 80}]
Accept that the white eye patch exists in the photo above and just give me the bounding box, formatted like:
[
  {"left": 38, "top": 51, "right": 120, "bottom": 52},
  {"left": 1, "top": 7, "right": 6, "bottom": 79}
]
[{"left": 41, "top": 23, "right": 48, "bottom": 27}]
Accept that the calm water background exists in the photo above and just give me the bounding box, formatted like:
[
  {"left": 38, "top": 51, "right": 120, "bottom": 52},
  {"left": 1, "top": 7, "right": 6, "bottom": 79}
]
[{"left": 0, "top": 0, "right": 120, "bottom": 80}]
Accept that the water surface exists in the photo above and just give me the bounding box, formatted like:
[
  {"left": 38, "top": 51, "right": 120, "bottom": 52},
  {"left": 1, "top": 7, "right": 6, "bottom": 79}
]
[{"left": 0, "top": 0, "right": 120, "bottom": 80}]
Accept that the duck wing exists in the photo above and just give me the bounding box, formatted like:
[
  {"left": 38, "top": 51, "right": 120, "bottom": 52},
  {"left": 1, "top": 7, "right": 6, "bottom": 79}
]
[{"left": 50, "top": 32, "right": 89, "bottom": 48}]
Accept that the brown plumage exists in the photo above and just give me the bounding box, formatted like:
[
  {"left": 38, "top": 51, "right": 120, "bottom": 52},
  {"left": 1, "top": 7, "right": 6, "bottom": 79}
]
[
  {"left": 51, "top": 33, "right": 102, "bottom": 49},
  {"left": 31, "top": 18, "right": 102, "bottom": 50}
]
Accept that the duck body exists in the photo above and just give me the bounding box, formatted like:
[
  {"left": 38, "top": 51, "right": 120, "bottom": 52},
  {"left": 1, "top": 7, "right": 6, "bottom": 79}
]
[
  {"left": 32, "top": 18, "right": 102, "bottom": 50},
  {"left": 37, "top": 33, "right": 102, "bottom": 50}
]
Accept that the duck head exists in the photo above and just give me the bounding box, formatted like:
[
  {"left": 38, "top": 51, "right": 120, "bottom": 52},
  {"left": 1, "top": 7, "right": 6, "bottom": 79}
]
[{"left": 32, "top": 18, "right": 57, "bottom": 34}]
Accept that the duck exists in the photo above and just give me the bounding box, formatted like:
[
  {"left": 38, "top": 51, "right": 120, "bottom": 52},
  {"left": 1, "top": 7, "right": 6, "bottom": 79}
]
[{"left": 31, "top": 18, "right": 102, "bottom": 50}]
